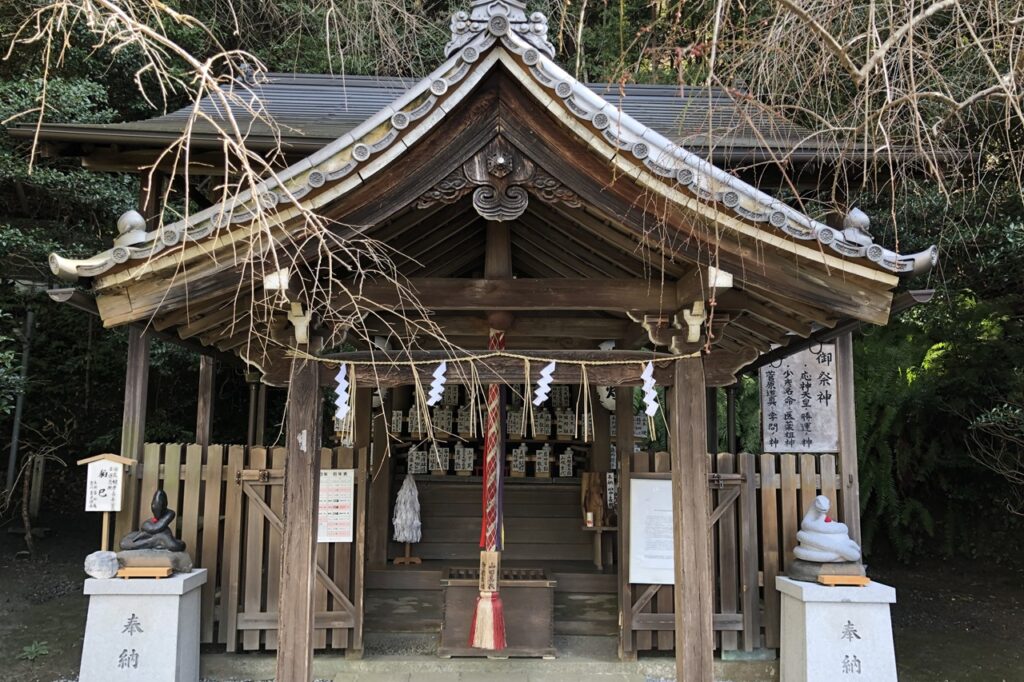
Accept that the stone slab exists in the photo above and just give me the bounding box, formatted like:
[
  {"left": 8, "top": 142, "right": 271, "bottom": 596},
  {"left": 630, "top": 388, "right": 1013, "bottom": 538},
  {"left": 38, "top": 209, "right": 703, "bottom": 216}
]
[
  {"left": 118, "top": 549, "right": 194, "bottom": 573},
  {"left": 776, "top": 576, "right": 896, "bottom": 682},
  {"left": 80, "top": 568, "right": 206, "bottom": 682},
  {"left": 776, "top": 576, "right": 895, "bottom": 604}
]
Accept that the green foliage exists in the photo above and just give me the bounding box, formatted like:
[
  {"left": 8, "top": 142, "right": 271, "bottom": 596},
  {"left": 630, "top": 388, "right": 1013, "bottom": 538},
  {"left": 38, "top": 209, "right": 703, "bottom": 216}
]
[{"left": 16, "top": 641, "right": 49, "bottom": 661}]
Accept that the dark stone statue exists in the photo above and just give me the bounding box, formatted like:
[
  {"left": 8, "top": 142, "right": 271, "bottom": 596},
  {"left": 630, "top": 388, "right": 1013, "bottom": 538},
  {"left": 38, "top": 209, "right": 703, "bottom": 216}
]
[{"left": 119, "top": 489, "right": 186, "bottom": 552}]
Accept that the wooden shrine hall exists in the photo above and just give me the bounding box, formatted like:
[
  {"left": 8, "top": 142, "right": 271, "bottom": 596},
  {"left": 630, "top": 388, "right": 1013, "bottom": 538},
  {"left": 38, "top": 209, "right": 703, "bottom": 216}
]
[{"left": 35, "top": 2, "right": 936, "bottom": 680}]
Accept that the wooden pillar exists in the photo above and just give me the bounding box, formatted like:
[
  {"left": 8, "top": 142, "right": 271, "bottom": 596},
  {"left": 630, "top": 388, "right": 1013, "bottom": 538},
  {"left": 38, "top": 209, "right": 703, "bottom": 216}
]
[
  {"left": 670, "top": 358, "right": 713, "bottom": 682},
  {"left": 615, "top": 387, "right": 635, "bottom": 660},
  {"left": 706, "top": 387, "right": 719, "bottom": 455},
  {"left": 245, "top": 372, "right": 260, "bottom": 448},
  {"left": 835, "top": 332, "right": 862, "bottom": 545},
  {"left": 275, "top": 356, "right": 323, "bottom": 682},
  {"left": 352, "top": 386, "right": 372, "bottom": 653},
  {"left": 591, "top": 387, "right": 611, "bottom": 471},
  {"left": 114, "top": 327, "right": 151, "bottom": 541},
  {"left": 255, "top": 383, "right": 267, "bottom": 446},
  {"left": 366, "top": 390, "right": 393, "bottom": 568},
  {"left": 726, "top": 385, "right": 737, "bottom": 454},
  {"left": 196, "top": 356, "right": 215, "bottom": 447}
]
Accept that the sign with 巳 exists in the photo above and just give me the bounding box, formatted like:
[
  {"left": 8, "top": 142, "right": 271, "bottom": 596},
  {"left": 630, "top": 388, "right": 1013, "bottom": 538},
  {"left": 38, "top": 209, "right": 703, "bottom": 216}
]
[
  {"left": 759, "top": 344, "right": 839, "bottom": 453},
  {"left": 85, "top": 460, "right": 124, "bottom": 512}
]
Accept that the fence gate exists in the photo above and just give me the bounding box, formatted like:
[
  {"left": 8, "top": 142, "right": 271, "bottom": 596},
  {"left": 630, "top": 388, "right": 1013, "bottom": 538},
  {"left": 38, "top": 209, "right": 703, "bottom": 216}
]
[
  {"left": 618, "top": 451, "right": 759, "bottom": 657},
  {"left": 116, "top": 443, "right": 367, "bottom": 655},
  {"left": 617, "top": 450, "right": 841, "bottom": 658}
]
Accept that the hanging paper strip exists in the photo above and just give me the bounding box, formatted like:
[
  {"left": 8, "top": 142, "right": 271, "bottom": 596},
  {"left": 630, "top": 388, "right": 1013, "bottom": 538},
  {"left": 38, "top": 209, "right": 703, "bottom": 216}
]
[
  {"left": 640, "top": 361, "right": 660, "bottom": 416},
  {"left": 334, "top": 364, "right": 351, "bottom": 421},
  {"left": 427, "top": 361, "right": 448, "bottom": 406},
  {"left": 532, "top": 361, "right": 556, "bottom": 406}
]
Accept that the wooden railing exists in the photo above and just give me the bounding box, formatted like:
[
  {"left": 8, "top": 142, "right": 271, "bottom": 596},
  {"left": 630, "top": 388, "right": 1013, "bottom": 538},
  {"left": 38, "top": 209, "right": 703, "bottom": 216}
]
[
  {"left": 621, "top": 451, "right": 840, "bottom": 654},
  {"left": 114, "top": 443, "right": 365, "bottom": 652}
]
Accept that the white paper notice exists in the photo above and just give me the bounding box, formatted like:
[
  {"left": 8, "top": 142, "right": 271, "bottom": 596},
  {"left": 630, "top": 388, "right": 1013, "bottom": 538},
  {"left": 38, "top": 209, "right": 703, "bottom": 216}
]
[
  {"left": 85, "top": 460, "right": 123, "bottom": 512},
  {"left": 318, "top": 469, "right": 354, "bottom": 543},
  {"left": 628, "top": 478, "right": 675, "bottom": 585}
]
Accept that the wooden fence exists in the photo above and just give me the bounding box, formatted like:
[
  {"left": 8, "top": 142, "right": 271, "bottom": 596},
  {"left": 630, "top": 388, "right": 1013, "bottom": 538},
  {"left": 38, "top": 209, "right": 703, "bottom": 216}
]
[
  {"left": 621, "top": 451, "right": 840, "bottom": 654},
  {"left": 114, "top": 442, "right": 366, "bottom": 653}
]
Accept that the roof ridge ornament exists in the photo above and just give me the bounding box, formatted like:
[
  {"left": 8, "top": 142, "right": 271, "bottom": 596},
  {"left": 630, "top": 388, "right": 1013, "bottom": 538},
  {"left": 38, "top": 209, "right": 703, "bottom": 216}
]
[{"left": 446, "top": 0, "right": 554, "bottom": 58}]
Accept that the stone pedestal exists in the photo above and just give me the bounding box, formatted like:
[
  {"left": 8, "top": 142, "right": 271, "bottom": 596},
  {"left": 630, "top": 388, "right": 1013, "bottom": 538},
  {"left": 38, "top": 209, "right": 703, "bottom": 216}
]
[
  {"left": 80, "top": 569, "right": 207, "bottom": 682},
  {"left": 776, "top": 576, "right": 897, "bottom": 682}
]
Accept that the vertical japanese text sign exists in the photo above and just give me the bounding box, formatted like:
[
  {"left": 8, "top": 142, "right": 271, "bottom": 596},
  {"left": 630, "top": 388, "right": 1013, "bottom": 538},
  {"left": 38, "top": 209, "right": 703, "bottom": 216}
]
[
  {"left": 85, "top": 460, "right": 124, "bottom": 512},
  {"left": 759, "top": 344, "right": 839, "bottom": 453}
]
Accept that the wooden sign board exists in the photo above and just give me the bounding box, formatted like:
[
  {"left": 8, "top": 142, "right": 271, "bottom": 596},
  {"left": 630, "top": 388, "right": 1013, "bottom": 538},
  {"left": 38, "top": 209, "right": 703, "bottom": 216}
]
[
  {"left": 759, "top": 344, "right": 839, "bottom": 453},
  {"left": 628, "top": 478, "right": 674, "bottom": 585},
  {"left": 457, "top": 406, "right": 474, "bottom": 437},
  {"left": 510, "top": 444, "right": 528, "bottom": 477},
  {"left": 317, "top": 468, "right": 354, "bottom": 543},
  {"left": 408, "top": 447, "right": 428, "bottom": 474},
  {"left": 454, "top": 445, "right": 474, "bottom": 475},
  {"left": 430, "top": 446, "right": 450, "bottom": 475},
  {"left": 535, "top": 444, "right": 552, "bottom": 478},
  {"left": 85, "top": 460, "right": 124, "bottom": 512},
  {"left": 391, "top": 410, "right": 404, "bottom": 434},
  {"left": 433, "top": 407, "right": 453, "bottom": 435},
  {"left": 558, "top": 449, "right": 574, "bottom": 478}
]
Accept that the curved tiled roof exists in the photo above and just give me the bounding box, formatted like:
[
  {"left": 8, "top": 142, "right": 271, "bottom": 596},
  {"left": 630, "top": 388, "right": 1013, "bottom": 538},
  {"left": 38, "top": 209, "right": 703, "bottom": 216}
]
[{"left": 48, "top": 0, "right": 936, "bottom": 284}]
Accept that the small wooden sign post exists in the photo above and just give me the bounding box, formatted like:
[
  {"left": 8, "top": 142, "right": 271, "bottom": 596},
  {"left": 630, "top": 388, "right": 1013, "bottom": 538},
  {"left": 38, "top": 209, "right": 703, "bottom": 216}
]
[{"left": 77, "top": 453, "right": 134, "bottom": 551}]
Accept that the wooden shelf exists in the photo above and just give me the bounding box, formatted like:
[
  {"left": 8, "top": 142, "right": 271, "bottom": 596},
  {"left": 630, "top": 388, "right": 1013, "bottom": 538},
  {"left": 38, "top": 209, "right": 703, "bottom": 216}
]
[
  {"left": 412, "top": 474, "right": 581, "bottom": 485},
  {"left": 394, "top": 436, "right": 592, "bottom": 447}
]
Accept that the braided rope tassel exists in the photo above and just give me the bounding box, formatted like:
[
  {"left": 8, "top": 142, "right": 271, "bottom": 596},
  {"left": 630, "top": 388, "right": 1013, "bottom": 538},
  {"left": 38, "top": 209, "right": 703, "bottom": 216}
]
[{"left": 471, "top": 328, "right": 507, "bottom": 650}]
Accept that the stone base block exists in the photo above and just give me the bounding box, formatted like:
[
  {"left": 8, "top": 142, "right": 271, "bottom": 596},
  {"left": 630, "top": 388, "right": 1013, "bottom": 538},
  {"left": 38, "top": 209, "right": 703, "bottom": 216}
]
[
  {"left": 776, "top": 576, "right": 896, "bottom": 682},
  {"left": 117, "top": 549, "right": 194, "bottom": 573},
  {"left": 786, "top": 559, "right": 865, "bottom": 583},
  {"left": 80, "top": 568, "right": 207, "bottom": 682}
]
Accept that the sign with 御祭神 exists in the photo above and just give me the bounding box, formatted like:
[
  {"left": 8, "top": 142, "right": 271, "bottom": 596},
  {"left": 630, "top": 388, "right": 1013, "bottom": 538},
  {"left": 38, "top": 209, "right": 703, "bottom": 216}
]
[
  {"left": 759, "top": 344, "right": 839, "bottom": 453},
  {"left": 317, "top": 469, "right": 354, "bottom": 543}
]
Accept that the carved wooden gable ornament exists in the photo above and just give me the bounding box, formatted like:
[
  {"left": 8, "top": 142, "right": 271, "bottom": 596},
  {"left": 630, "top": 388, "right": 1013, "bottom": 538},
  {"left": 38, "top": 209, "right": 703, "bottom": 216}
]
[{"left": 417, "top": 137, "right": 580, "bottom": 221}]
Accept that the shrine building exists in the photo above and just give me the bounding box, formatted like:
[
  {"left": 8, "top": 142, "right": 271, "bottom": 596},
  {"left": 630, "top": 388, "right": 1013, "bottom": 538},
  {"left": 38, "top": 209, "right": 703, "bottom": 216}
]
[{"left": 18, "top": 1, "right": 936, "bottom": 680}]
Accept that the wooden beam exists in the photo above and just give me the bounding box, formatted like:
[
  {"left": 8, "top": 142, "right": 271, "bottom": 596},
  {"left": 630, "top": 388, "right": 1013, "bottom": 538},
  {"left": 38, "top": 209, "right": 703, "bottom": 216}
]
[
  {"left": 335, "top": 278, "right": 685, "bottom": 313},
  {"left": 114, "top": 327, "right": 150, "bottom": 541},
  {"left": 670, "top": 358, "right": 714, "bottom": 682},
  {"left": 835, "top": 332, "right": 861, "bottom": 546},
  {"left": 716, "top": 290, "right": 813, "bottom": 337},
  {"left": 364, "top": 314, "right": 629, "bottom": 340},
  {"left": 276, "top": 355, "right": 323, "bottom": 682},
  {"left": 195, "top": 356, "right": 215, "bottom": 446},
  {"left": 317, "top": 350, "right": 677, "bottom": 387}
]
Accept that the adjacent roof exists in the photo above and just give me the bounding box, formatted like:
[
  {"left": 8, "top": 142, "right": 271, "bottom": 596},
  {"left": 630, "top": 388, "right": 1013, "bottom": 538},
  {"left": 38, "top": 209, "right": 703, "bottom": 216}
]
[{"left": 11, "top": 73, "right": 852, "bottom": 165}]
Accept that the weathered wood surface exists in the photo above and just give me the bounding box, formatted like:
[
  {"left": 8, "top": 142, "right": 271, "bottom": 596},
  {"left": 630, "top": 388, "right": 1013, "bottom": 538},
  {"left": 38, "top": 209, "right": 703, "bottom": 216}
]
[
  {"left": 276, "top": 358, "right": 323, "bottom": 682},
  {"left": 670, "top": 358, "right": 714, "bottom": 682},
  {"left": 835, "top": 332, "right": 862, "bottom": 545},
  {"left": 315, "top": 350, "right": 676, "bottom": 388},
  {"left": 195, "top": 356, "right": 215, "bottom": 446},
  {"left": 114, "top": 327, "right": 149, "bottom": 541},
  {"left": 615, "top": 386, "right": 635, "bottom": 660}
]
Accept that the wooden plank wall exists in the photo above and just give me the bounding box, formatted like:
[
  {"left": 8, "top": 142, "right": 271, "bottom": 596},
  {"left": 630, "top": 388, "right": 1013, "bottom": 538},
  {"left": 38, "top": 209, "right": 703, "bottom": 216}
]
[
  {"left": 116, "top": 443, "right": 364, "bottom": 652},
  {"left": 624, "top": 452, "right": 839, "bottom": 654}
]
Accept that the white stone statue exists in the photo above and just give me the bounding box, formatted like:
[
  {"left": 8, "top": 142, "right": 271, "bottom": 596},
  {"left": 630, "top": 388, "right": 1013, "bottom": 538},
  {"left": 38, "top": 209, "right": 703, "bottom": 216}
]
[{"left": 793, "top": 495, "right": 861, "bottom": 563}]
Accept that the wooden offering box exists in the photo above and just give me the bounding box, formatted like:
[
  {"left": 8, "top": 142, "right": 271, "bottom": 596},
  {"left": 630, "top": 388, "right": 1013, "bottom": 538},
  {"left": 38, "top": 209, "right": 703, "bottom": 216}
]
[{"left": 439, "top": 567, "right": 556, "bottom": 658}]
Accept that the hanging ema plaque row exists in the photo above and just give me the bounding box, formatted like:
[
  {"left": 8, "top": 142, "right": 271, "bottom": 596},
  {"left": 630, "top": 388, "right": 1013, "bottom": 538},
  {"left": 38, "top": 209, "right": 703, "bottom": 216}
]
[{"left": 759, "top": 344, "right": 839, "bottom": 453}]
